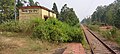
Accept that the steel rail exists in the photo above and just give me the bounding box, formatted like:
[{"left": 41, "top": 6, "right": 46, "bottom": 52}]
[{"left": 87, "top": 29, "right": 116, "bottom": 54}]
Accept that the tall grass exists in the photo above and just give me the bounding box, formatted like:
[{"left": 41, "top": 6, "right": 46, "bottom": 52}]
[
  {"left": 87, "top": 25, "right": 99, "bottom": 31},
  {"left": 100, "top": 27, "right": 120, "bottom": 45}
]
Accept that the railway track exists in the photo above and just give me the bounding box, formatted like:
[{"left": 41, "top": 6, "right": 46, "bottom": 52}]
[{"left": 82, "top": 25, "right": 116, "bottom": 54}]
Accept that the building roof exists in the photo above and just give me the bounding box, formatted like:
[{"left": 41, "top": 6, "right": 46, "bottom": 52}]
[{"left": 19, "top": 6, "right": 55, "bottom": 13}]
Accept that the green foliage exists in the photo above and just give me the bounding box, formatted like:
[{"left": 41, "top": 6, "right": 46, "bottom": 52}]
[
  {"left": 59, "top": 4, "right": 79, "bottom": 26},
  {"left": 74, "top": 23, "right": 81, "bottom": 28},
  {"left": 81, "top": 0, "right": 120, "bottom": 29},
  {"left": 0, "top": 18, "right": 84, "bottom": 43},
  {"left": 87, "top": 25, "right": 99, "bottom": 31},
  {"left": 68, "top": 27, "right": 83, "bottom": 42},
  {"left": 90, "top": 6, "right": 110, "bottom": 24},
  {"left": 28, "top": 0, "right": 39, "bottom": 6},
  {"left": 29, "top": 0, "right": 35, "bottom": 6},
  {"left": 81, "top": 18, "right": 91, "bottom": 25},
  {"left": 16, "top": 0, "right": 24, "bottom": 7},
  {"left": 114, "top": 9, "right": 120, "bottom": 29},
  {"left": 109, "top": 27, "right": 117, "bottom": 37},
  {"left": 100, "top": 27, "right": 117, "bottom": 40},
  {"left": 0, "top": 21, "right": 22, "bottom": 32},
  {"left": 0, "top": 18, "right": 44, "bottom": 33},
  {"left": 0, "top": 0, "right": 40, "bottom": 23},
  {"left": 0, "top": 0, "right": 14, "bottom": 22},
  {"left": 101, "top": 31, "right": 112, "bottom": 40},
  {"left": 115, "top": 36, "right": 120, "bottom": 45},
  {"left": 33, "top": 18, "right": 83, "bottom": 43},
  {"left": 100, "top": 28, "right": 120, "bottom": 45},
  {"left": 52, "top": 3, "right": 59, "bottom": 18}
]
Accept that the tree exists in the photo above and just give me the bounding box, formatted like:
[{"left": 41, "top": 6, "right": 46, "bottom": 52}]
[
  {"left": 81, "top": 18, "right": 91, "bottom": 25},
  {"left": 35, "top": 2, "right": 40, "bottom": 6},
  {"left": 116, "top": 0, "right": 120, "bottom": 2},
  {"left": 0, "top": 0, "right": 14, "bottom": 22},
  {"left": 114, "top": 9, "right": 120, "bottom": 28},
  {"left": 29, "top": 0, "right": 35, "bottom": 6},
  {"left": 52, "top": 3, "right": 59, "bottom": 18},
  {"left": 16, "top": 0, "right": 24, "bottom": 7},
  {"left": 82, "top": 0, "right": 120, "bottom": 28},
  {"left": 16, "top": 0, "right": 25, "bottom": 20},
  {"left": 91, "top": 6, "right": 107, "bottom": 24},
  {"left": 59, "top": 4, "right": 79, "bottom": 26},
  {"left": 28, "top": 0, "right": 39, "bottom": 6}
]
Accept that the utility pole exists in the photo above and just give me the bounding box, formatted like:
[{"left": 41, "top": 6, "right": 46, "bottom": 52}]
[{"left": 14, "top": 0, "right": 17, "bottom": 21}]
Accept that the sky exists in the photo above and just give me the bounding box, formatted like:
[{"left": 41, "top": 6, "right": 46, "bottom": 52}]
[{"left": 34, "top": 0, "right": 115, "bottom": 21}]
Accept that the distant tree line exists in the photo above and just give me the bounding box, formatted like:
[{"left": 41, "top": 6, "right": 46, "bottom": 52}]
[{"left": 81, "top": 0, "right": 120, "bottom": 29}]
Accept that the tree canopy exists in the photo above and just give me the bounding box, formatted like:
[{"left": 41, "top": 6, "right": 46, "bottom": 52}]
[
  {"left": 81, "top": 0, "right": 120, "bottom": 29},
  {"left": 59, "top": 4, "right": 79, "bottom": 26},
  {"left": 28, "top": 0, "right": 39, "bottom": 6},
  {"left": 52, "top": 3, "right": 59, "bottom": 18},
  {"left": 0, "top": 0, "right": 14, "bottom": 23}
]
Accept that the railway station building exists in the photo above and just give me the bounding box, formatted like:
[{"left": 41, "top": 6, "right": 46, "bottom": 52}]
[{"left": 19, "top": 6, "right": 56, "bottom": 21}]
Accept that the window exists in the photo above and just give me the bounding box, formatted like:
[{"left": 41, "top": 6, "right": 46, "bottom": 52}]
[
  {"left": 22, "top": 9, "right": 28, "bottom": 12},
  {"left": 29, "top": 10, "right": 32, "bottom": 13}
]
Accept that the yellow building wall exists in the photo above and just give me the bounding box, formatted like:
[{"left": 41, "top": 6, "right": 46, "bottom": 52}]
[
  {"left": 49, "top": 12, "right": 53, "bottom": 17},
  {"left": 41, "top": 9, "right": 49, "bottom": 19},
  {"left": 49, "top": 12, "right": 56, "bottom": 18},
  {"left": 53, "top": 13, "right": 56, "bottom": 18},
  {"left": 19, "top": 8, "right": 56, "bottom": 21},
  {"left": 19, "top": 9, "right": 42, "bottom": 21}
]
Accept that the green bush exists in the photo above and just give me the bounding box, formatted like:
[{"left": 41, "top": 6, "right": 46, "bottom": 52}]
[
  {"left": 70, "top": 27, "right": 83, "bottom": 42},
  {"left": 0, "top": 18, "right": 44, "bottom": 33},
  {"left": 115, "top": 36, "right": 120, "bottom": 45},
  {"left": 100, "top": 27, "right": 118, "bottom": 40},
  {"left": 99, "top": 27, "right": 120, "bottom": 46},
  {"left": 74, "top": 23, "right": 81, "bottom": 28},
  {"left": 33, "top": 18, "right": 84, "bottom": 43},
  {"left": 109, "top": 27, "right": 117, "bottom": 38},
  {"left": 33, "top": 18, "right": 69, "bottom": 42},
  {"left": 101, "top": 31, "right": 112, "bottom": 40},
  {"left": 0, "top": 21, "right": 22, "bottom": 32},
  {"left": 0, "top": 18, "right": 84, "bottom": 43}
]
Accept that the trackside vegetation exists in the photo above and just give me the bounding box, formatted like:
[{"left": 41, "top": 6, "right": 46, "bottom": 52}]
[
  {"left": 86, "top": 25, "right": 120, "bottom": 46},
  {"left": 0, "top": 18, "right": 84, "bottom": 43}
]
